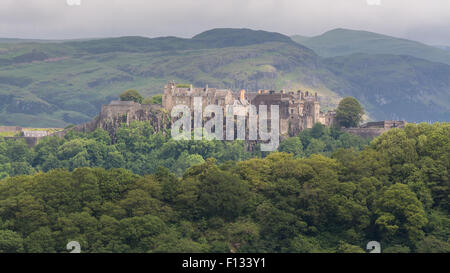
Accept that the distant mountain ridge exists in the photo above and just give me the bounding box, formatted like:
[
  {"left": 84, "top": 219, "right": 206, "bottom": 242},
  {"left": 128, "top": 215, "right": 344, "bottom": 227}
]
[
  {"left": 0, "top": 28, "right": 449, "bottom": 127},
  {"left": 434, "top": 45, "right": 450, "bottom": 51},
  {"left": 67, "top": 28, "right": 303, "bottom": 54},
  {"left": 291, "top": 28, "right": 450, "bottom": 65},
  {"left": 321, "top": 53, "right": 450, "bottom": 121}
]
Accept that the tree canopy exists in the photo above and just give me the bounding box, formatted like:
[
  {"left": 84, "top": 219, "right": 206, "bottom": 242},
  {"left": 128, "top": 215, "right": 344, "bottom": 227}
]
[
  {"left": 335, "top": 97, "right": 364, "bottom": 128},
  {"left": 119, "top": 89, "right": 143, "bottom": 103},
  {"left": 0, "top": 122, "right": 448, "bottom": 253}
]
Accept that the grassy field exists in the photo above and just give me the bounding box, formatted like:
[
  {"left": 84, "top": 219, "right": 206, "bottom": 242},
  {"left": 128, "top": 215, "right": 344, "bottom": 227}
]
[{"left": 0, "top": 131, "right": 18, "bottom": 137}]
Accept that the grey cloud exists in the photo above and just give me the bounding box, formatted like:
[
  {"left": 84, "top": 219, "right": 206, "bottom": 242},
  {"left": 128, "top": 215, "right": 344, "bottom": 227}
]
[{"left": 0, "top": 0, "right": 449, "bottom": 44}]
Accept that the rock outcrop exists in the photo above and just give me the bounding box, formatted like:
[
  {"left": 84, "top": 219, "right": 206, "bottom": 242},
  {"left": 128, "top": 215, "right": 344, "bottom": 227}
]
[{"left": 54, "top": 101, "right": 170, "bottom": 141}]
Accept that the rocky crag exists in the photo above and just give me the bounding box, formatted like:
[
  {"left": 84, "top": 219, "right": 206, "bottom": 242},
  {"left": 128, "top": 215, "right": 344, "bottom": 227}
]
[{"left": 54, "top": 101, "right": 170, "bottom": 141}]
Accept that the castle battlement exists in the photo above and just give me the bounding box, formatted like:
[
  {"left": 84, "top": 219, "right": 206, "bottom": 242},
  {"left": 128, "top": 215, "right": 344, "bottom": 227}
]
[{"left": 162, "top": 82, "right": 335, "bottom": 136}]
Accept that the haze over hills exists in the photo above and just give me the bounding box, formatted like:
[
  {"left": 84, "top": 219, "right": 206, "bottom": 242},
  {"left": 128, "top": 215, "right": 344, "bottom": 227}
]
[
  {"left": 291, "top": 28, "right": 450, "bottom": 65},
  {"left": 290, "top": 35, "right": 311, "bottom": 45},
  {"left": 435, "top": 45, "right": 450, "bottom": 52},
  {"left": 0, "top": 28, "right": 449, "bottom": 127},
  {"left": 321, "top": 53, "right": 450, "bottom": 121}
]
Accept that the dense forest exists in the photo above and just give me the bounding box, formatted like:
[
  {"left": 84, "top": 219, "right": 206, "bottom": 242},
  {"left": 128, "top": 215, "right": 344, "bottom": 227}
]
[
  {"left": 0, "top": 122, "right": 448, "bottom": 253},
  {"left": 0, "top": 122, "right": 368, "bottom": 178}
]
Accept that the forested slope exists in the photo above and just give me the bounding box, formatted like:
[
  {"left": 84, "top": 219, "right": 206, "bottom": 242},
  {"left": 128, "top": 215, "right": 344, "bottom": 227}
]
[{"left": 0, "top": 122, "right": 448, "bottom": 253}]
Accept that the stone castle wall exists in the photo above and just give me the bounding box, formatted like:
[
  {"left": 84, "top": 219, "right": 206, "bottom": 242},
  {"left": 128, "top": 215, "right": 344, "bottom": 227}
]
[
  {"left": 162, "top": 82, "right": 336, "bottom": 137},
  {"left": 342, "top": 120, "right": 407, "bottom": 138}
]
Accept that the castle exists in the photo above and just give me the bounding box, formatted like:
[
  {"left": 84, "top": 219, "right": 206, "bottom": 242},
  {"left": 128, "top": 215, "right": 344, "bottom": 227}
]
[
  {"left": 162, "top": 82, "right": 336, "bottom": 136},
  {"left": 0, "top": 83, "right": 408, "bottom": 147}
]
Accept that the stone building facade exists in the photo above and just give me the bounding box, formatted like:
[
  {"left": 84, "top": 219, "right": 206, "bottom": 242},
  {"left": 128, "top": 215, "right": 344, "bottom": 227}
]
[
  {"left": 22, "top": 130, "right": 49, "bottom": 137},
  {"left": 162, "top": 82, "right": 336, "bottom": 136},
  {"left": 162, "top": 82, "right": 235, "bottom": 111},
  {"left": 343, "top": 120, "right": 407, "bottom": 138}
]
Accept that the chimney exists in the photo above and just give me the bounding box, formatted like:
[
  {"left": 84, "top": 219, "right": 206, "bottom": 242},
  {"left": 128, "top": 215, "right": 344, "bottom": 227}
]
[
  {"left": 269, "top": 90, "right": 275, "bottom": 94},
  {"left": 315, "top": 92, "right": 318, "bottom": 100},
  {"left": 240, "top": 89, "right": 246, "bottom": 101},
  {"left": 190, "top": 84, "right": 193, "bottom": 91}
]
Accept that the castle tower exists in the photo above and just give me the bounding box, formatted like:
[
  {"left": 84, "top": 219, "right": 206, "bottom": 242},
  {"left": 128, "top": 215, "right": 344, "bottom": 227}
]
[
  {"left": 240, "top": 89, "right": 246, "bottom": 102},
  {"left": 162, "top": 82, "right": 176, "bottom": 111},
  {"left": 313, "top": 92, "right": 320, "bottom": 123},
  {"left": 314, "top": 100, "right": 320, "bottom": 124}
]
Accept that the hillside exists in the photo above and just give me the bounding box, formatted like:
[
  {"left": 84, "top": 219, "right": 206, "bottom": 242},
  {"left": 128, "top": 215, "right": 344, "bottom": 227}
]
[
  {"left": 290, "top": 35, "right": 311, "bottom": 44},
  {"left": 435, "top": 45, "right": 450, "bottom": 52},
  {"left": 0, "top": 29, "right": 338, "bottom": 127},
  {"left": 322, "top": 54, "right": 450, "bottom": 121},
  {"left": 0, "top": 28, "right": 449, "bottom": 127},
  {"left": 292, "top": 28, "right": 450, "bottom": 65}
]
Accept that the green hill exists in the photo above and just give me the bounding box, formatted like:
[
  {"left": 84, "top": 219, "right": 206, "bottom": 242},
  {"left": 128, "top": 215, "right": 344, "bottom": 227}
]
[
  {"left": 435, "top": 45, "right": 450, "bottom": 52},
  {"left": 192, "top": 28, "right": 296, "bottom": 48},
  {"left": 322, "top": 53, "right": 450, "bottom": 121},
  {"left": 0, "top": 28, "right": 449, "bottom": 127},
  {"left": 66, "top": 28, "right": 299, "bottom": 54},
  {"left": 290, "top": 35, "right": 311, "bottom": 44},
  {"left": 292, "top": 28, "right": 450, "bottom": 65}
]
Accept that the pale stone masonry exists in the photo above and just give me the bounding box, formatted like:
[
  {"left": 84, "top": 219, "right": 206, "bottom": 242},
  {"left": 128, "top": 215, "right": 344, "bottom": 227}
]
[
  {"left": 162, "top": 82, "right": 336, "bottom": 136},
  {"left": 22, "top": 130, "right": 49, "bottom": 137}
]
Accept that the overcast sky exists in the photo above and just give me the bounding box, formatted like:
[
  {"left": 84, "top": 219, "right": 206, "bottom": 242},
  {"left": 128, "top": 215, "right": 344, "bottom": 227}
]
[{"left": 1, "top": 0, "right": 450, "bottom": 45}]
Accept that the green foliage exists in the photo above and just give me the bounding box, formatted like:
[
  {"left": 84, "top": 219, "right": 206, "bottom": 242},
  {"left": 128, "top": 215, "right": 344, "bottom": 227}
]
[
  {"left": 383, "top": 245, "right": 411, "bottom": 253},
  {"left": 119, "top": 89, "right": 143, "bottom": 103},
  {"left": 287, "top": 123, "right": 370, "bottom": 158},
  {"left": 278, "top": 137, "right": 303, "bottom": 158},
  {"left": 415, "top": 236, "right": 450, "bottom": 253},
  {"left": 0, "top": 122, "right": 448, "bottom": 253},
  {"left": 375, "top": 183, "right": 428, "bottom": 242},
  {"left": 335, "top": 97, "right": 364, "bottom": 128},
  {"left": 142, "top": 94, "right": 162, "bottom": 105},
  {"left": 0, "top": 230, "right": 24, "bottom": 253}
]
